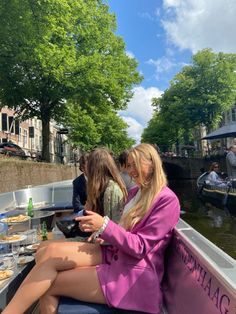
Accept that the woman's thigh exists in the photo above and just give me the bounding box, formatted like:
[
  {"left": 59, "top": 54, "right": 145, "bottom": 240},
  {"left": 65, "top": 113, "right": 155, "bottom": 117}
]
[
  {"left": 47, "top": 266, "right": 106, "bottom": 304},
  {"left": 36, "top": 241, "right": 102, "bottom": 267}
]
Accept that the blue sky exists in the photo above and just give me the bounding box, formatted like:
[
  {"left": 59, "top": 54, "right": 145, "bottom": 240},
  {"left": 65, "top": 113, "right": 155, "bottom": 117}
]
[{"left": 106, "top": 0, "right": 236, "bottom": 143}]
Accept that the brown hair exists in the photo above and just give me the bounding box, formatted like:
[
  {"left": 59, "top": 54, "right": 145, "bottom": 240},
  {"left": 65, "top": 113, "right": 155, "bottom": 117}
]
[
  {"left": 209, "top": 162, "right": 219, "bottom": 172},
  {"left": 78, "top": 153, "right": 89, "bottom": 172},
  {"left": 86, "top": 147, "right": 127, "bottom": 214},
  {"left": 118, "top": 150, "right": 129, "bottom": 167},
  {"left": 119, "top": 143, "right": 167, "bottom": 230}
]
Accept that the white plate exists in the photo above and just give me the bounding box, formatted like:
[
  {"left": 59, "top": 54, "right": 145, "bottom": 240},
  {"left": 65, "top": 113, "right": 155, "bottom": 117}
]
[
  {"left": 25, "top": 243, "right": 40, "bottom": 252},
  {"left": 0, "top": 254, "right": 15, "bottom": 270},
  {"left": 0, "top": 215, "right": 30, "bottom": 224},
  {"left": 17, "top": 255, "right": 35, "bottom": 265},
  {"left": 0, "top": 269, "right": 14, "bottom": 281},
  {"left": 0, "top": 234, "right": 27, "bottom": 244}
]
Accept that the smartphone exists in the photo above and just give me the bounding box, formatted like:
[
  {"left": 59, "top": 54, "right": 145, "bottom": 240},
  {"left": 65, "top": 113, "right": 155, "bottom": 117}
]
[{"left": 62, "top": 209, "right": 86, "bottom": 221}]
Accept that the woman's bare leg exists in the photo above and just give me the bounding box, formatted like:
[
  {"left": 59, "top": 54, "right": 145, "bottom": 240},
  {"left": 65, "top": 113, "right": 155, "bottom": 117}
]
[
  {"left": 35, "top": 240, "right": 101, "bottom": 265},
  {"left": 40, "top": 266, "right": 106, "bottom": 314},
  {"left": 2, "top": 242, "right": 102, "bottom": 314}
]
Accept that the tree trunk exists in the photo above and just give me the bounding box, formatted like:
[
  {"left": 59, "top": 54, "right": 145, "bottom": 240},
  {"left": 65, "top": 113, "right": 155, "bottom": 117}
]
[
  {"left": 41, "top": 113, "right": 51, "bottom": 162},
  {"left": 176, "top": 137, "right": 180, "bottom": 156}
]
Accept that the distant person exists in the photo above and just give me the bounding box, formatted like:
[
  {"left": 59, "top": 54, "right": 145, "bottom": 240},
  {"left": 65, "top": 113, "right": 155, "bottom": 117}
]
[
  {"left": 72, "top": 153, "right": 89, "bottom": 213},
  {"left": 207, "top": 162, "right": 226, "bottom": 187},
  {"left": 226, "top": 145, "right": 236, "bottom": 179},
  {"left": 118, "top": 150, "right": 136, "bottom": 191}
]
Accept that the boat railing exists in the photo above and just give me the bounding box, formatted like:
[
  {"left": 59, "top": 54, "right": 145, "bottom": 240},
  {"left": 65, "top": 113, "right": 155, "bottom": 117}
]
[
  {"left": 164, "top": 219, "right": 236, "bottom": 314},
  {"left": 0, "top": 180, "right": 73, "bottom": 214}
]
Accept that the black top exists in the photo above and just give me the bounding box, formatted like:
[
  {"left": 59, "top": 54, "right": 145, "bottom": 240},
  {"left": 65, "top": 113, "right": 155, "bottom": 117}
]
[{"left": 72, "top": 173, "right": 87, "bottom": 213}]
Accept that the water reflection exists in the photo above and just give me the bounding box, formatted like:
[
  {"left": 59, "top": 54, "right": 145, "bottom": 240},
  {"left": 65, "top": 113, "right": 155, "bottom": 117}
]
[{"left": 169, "top": 180, "right": 236, "bottom": 260}]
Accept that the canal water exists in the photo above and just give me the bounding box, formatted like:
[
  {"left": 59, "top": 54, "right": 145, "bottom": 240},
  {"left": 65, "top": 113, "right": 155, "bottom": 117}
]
[{"left": 169, "top": 180, "right": 236, "bottom": 260}]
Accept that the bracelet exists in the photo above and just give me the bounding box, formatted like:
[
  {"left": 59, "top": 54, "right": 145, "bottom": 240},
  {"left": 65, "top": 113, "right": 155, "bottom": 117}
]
[{"left": 93, "top": 216, "right": 110, "bottom": 239}]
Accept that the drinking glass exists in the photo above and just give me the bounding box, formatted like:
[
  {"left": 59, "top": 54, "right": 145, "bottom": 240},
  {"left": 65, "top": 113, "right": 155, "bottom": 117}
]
[
  {"left": 24, "top": 229, "right": 38, "bottom": 244},
  {"left": 11, "top": 242, "right": 21, "bottom": 264}
]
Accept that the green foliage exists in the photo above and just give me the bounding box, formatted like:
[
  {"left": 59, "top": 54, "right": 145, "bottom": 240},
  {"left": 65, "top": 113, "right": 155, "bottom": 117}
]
[
  {"left": 65, "top": 102, "right": 135, "bottom": 155},
  {"left": 0, "top": 0, "right": 141, "bottom": 161},
  {"left": 141, "top": 111, "right": 183, "bottom": 151},
  {"left": 142, "top": 49, "right": 236, "bottom": 147}
]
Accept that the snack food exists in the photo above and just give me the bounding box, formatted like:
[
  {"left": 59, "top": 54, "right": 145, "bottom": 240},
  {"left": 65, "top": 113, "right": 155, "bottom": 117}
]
[
  {"left": 1, "top": 215, "right": 30, "bottom": 224},
  {"left": 0, "top": 235, "right": 21, "bottom": 242},
  {"left": 0, "top": 269, "right": 13, "bottom": 281},
  {"left": 26, "top": 243, "right": 40, "bottom": 251},
  {"left": 18, "top": 256, "right": 34, "bottom": 265}
]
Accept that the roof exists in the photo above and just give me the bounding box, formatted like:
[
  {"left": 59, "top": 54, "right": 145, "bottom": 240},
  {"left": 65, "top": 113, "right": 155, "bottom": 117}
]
[{"left": 202, "top": 123, "right": 236, "bottom": 140}]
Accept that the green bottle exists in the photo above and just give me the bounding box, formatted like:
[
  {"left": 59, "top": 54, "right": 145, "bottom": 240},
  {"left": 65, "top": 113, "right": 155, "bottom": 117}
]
[
  {"left": 27, "top": 197, "right": 34, "bottom": 217},
  {"left": 41, "top": 221, "right": 48, "bottom": 241}
]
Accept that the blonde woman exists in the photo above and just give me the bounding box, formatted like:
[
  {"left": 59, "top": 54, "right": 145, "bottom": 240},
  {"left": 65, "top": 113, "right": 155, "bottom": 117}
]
[{"left": 3, "top": 144, "right": 180, "bottom": 314}]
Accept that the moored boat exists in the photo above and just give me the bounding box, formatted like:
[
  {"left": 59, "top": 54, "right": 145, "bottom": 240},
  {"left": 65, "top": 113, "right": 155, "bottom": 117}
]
[{"left": 197, "top": 172, "right": 236, "bottom": 216}]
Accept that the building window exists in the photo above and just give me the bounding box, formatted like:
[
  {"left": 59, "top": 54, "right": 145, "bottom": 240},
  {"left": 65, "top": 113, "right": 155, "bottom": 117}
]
[
  {"left": 232, "top": 108, "right": 236, "bottom": 122},
  {"left": 15, "top": 120, "right": 20, "bottom": 135},
  {"left": 1, "top": 113, "right": 8, "bottom": 131},
  {"left": 23, "top": 129, "right": 28, "bottom": 147},
  {"left": 226, "top": 110, "right": 231, "bottom": 123}
]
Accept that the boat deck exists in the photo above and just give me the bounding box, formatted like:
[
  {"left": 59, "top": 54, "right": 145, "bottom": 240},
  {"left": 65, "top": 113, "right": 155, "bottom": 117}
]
[{"left": 0, "top": 180, "right": 236, "bottom": 313}]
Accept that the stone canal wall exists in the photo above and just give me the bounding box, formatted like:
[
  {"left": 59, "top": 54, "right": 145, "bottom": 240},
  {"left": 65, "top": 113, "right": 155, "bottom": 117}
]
[
  {"left": 0, "top": 155, "right": 228, "bottom": 193},
  {"left": 162, "top": 156, "right": 227, "bottom": 179},
  {"left": 0, "top": 157, "right": 80, "bottom": 193}
]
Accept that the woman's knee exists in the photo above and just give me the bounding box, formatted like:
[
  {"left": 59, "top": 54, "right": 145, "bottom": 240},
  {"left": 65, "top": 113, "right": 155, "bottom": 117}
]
[{"left": 35, "top": 242, "right": 59, "bottom": 264}]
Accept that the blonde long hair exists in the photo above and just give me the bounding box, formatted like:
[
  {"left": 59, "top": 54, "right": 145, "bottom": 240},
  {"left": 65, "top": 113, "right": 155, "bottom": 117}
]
[
  {"left": 119, "top": 143, "right": 167, "bottom": 230},
  {"left": 86, "top": 147, "right": 127, "bottom": 214}
]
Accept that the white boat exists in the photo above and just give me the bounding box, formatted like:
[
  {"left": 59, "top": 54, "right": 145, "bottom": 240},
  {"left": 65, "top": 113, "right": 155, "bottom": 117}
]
[
  {"left": 197, "top": 172, "right": 236, "bottom": 216},
  {"left": 0, "top": 181, "right": 235, "bottom": 314}
]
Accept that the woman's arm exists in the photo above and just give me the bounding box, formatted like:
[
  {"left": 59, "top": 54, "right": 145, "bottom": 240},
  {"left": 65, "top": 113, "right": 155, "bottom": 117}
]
[{"left": 101, "top": 191, "right": 180, "bottom": 259}]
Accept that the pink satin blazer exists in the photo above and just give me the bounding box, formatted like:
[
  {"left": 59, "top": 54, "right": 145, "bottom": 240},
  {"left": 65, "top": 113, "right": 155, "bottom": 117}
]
[{"left": 96, "top": 186, "right": 180, "bottom": 314}]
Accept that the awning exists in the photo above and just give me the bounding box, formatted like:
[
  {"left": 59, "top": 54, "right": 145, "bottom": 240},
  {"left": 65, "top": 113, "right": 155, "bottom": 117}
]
[{"left": 202, "top": 124, "right": 236, "bottom": 140}]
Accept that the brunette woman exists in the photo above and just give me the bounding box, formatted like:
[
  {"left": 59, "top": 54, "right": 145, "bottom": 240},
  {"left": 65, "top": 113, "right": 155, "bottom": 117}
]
[{"left": 85, "top": 147, "right": 127, "bottom": 222}]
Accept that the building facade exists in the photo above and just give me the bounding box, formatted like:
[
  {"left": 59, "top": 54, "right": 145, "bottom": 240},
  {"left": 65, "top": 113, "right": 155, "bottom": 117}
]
[{"left": 0, "top": 107, "right": 73, "bottom": 163}]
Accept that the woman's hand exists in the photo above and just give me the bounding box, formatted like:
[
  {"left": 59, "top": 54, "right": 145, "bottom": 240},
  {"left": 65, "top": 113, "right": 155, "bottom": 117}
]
[
  {"left": 87, "top": 235, "right": 106, "bottom": 244},
  {"left": 75, "top": 210, "right": 104, "bottom": 233}
]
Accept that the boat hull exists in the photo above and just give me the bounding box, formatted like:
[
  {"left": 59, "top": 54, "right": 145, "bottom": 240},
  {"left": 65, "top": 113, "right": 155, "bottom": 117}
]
[{"left": 197, "top": 172, "right": 236, "bottom": 216}]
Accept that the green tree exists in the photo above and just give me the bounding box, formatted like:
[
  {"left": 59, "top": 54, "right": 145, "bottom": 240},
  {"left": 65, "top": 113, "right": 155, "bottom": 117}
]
[
  {"left": 143, "top": 49, "right": 236, "bottom": 147},
  {"left": 66, "top": 102, "right": 135, "bottom": 154},
  {"left": 97, "top": 109, "right": 135, "bottom": 155},
  {"left": 0, "top": 0, "right": 141, "bottom": 161},
  {"left": 141, "top": 110, "right": 184, "bottom": 152}
]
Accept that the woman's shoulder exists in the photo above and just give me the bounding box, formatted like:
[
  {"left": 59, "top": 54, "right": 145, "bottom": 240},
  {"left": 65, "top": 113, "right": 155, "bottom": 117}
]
[
  {"left": 73, "top": 173, "right": 85, "bottom": 185},
  {"left": 105, "top": 180, "right": 123, "bottom": 195},
  {"left": 155, "top": 186, "right": 179, "bottom": 204}
]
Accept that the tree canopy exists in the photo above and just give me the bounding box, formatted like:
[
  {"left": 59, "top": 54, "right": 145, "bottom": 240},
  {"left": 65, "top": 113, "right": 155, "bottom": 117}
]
[
  {"left": 0, "top": 0, "right": 141, "bottom": 161},
  {"left": 65, "top": 101, "right": 135, "bottom": 154},
  {"left": 142, "top": 49, "right": 236, "bottom": 150}
]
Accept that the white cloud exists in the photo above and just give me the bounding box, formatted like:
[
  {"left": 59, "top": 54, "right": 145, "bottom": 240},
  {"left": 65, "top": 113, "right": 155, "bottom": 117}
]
[
  {"left": 122, "top": 116, "right": 143, "bottom": 144},
  {"left": 162, "top": 0, "right": 236, "bottom": 53},
  {"left": 138, "top": 12, "right": 155, "bottom": 21},
  {"left": 147, "top": 56, "right": 176, "bottom": 79},
  {"left": 119, "top": 86, "right": 163, "bottom": 143},
  {"left": 126, "top": 50, "right": 135, "bottom": 59}
]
